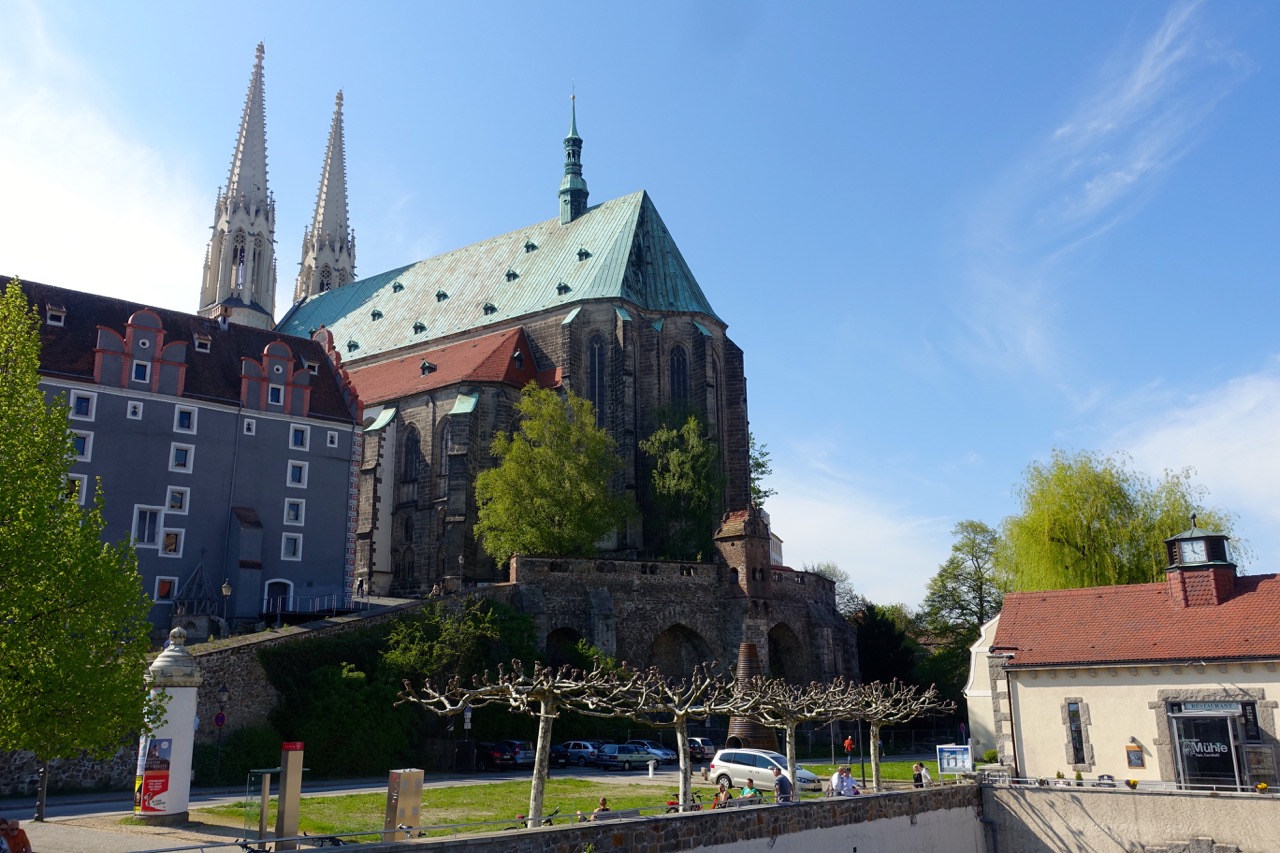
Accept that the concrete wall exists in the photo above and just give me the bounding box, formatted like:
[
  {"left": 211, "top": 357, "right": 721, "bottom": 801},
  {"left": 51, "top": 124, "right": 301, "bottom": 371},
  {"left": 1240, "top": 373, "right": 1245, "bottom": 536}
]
[{"left": 983, "top": 785, "right": 1280, "bottom": 852}]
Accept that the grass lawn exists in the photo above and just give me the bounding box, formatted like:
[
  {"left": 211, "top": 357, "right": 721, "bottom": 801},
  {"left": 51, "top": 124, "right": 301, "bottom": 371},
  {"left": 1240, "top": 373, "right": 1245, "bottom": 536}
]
[{"left": 193, "top": 760, "right": 924, "bottom": 840}]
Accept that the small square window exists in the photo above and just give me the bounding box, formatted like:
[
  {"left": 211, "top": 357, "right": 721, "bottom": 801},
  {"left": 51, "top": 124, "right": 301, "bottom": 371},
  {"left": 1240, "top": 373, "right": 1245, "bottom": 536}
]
[
  {"left": 160, "top": 529, "right": 184, "bottom": 558},
  {"left": 284, "top": 498, "right": 305, "bottom": 525},
  {"left": 70, "top": 392, "right": 96, "bottom": 420},
  {"left": 287, "top": 461, "right": 309, "bottom": 488},
  {"left": 154, "top": 576, "right": 179, "bottom": 603},
  {"left": 303, "top": 360, "right": 319, "bottom": 375},
  {"left": 243, "top": 418, "right": 256, "bottom": 435},
  {"left": 170, "top": 443, "right": 194, "bottom": 473},
  {"left": 174, "top": 406, "right": 197, "bottom": 433},
  {"left": 282, "top": 533, "right": 303, "bottom": 561},
  {"left": 46, "top": 309, "right": 65, "bottom": 326},
  {"left": 128, "top": 401, "right": 144, "bottom": 419},
  {"left": 134, "top": 506, "right": 161, "bottom": 547},
  {"left": 66, "top": 474, "right": 88, "bottom": 504},
  {"left": 268, "top": 385, "right": 284, "bottom": 405},
  {"left": 132, "top": 361, "right": 151, "bottom": 383},
  {"left": 71, "top": 430, "right": 93, "bottom": 461},
  {"left": 166, "top": 486, "right": 189, "bottom": 514},
  {"left": 327, "top": 430, "right": 339, "bottom": 448},
  {"left": 193, "top": 334, "right": 211, "bottom": 353},
  {"left": 290, "top": 425, "right": 310, "bottom": 451}
]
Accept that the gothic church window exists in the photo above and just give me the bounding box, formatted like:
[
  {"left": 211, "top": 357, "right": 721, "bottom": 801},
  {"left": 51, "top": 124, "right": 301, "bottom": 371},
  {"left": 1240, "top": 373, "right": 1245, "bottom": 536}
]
[
  {"left": 232, "top": 231, "right": 247, "bottom": 289},
  {"left": 402, "top": 427, "right": 421, "bottom": 482},
  {"left": 669, "top": 346, "right": 689, "bottom": 401},
  {"left": 319, "top": 265, "right": 332, "bottom": 293},
  {"left": 588, "top": 335, "right": 607, "bottom": 428}
]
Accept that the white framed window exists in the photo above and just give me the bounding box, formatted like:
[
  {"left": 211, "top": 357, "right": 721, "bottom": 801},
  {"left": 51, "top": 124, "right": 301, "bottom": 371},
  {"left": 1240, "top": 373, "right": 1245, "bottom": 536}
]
[
  {"left": 133, "top": 506, "right": 161, "bottom": 547},
  {"left": 193, "top": 334, "right": 211, "bottom": 353},
  {"left": 173, "top": 406, "right": 197, "bottom": 433},
  {"left": 160, "top": 529, "right": 185, "bottom": 558},
  {"left": 281, "top": 533, "right": 303, "bottom": 561},
  {"left": 71, "top": 430, "right": 93, "bottom": 461},
  {"left": 284, "top": 498, "right": 305, "bottom": 526},
  {"left": 169, "top": 443, "right": 194, "bottom": 473},
  {"left": 289, "top": 424, "right": 310, "bottom": 451},
  {"left": 46, "top": 308, "right": 65, "bottom": 326},
  {"left": 132, "top": 361, "right": 151, "bottom": 383},
  {"left": 268, "top": 384, "right": 284, "bottom": 405},
  {"left": 287, "top": 460, "right": 309, "bottom": 488},
  {"left": 243, "top": 418, "right": 256, "bottom": 435},
  {"left": 165, "top": 486, "right": 190, "bottom": 515},
  {"left": 303, "top": 360, "right": 319, "bottom": 375},
  {"left": 154, "top": 576, "right": 178, "bottom": 603},
  {"left": 70, "top": 391, "right": 96, "bottom": 421},
  {"left": 66, "top": 474, "right": 88, "bottom": 504},
  {"left": 128, "top": 401, "right": 144, "bottom": 419},
  {"left": 326, "top": 430, "right": 338, "bottom": 448}
]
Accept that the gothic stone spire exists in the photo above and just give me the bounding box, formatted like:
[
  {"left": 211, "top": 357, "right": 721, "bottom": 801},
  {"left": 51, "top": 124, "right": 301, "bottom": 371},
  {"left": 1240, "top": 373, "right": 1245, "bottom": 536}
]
[
  {"left": 559, "top": 94, "right": 589, "bottom": 224},
  {"left": 294, "top": 91, "right": 356, "bottom": 303},
  {"left": 198, "top": 42, "right": 277, "bottom": 330}
]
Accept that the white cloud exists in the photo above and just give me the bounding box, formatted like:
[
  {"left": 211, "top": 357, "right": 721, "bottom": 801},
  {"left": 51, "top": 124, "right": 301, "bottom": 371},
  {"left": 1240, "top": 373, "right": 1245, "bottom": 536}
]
[
  {"left": 0, "top": 2, "right": 207, "bottom": 309},
  {"left": 1113, "top": 362, "right": 1280, "bottom": 570}
]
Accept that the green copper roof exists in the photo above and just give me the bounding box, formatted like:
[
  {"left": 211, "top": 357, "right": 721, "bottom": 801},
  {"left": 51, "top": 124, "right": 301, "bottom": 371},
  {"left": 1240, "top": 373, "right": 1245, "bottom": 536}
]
[{"left": 276, "top": 191, "right": 721, "bottom": 361}]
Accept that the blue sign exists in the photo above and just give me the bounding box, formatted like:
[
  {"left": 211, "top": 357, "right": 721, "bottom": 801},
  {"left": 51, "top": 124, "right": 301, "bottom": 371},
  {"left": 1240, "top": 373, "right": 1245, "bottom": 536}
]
[{"left": 937, "top": 744, "right": 972, "bottom": 775}]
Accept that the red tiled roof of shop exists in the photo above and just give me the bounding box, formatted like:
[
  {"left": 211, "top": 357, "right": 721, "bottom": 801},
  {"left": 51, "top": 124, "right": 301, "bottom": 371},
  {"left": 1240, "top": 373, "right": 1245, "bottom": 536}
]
[
  {"left": 346, "top": 326, "right": 547, "bottom": 404},
  {"left": 992, "top": 572, "right": 1280, "bottom": 667}
]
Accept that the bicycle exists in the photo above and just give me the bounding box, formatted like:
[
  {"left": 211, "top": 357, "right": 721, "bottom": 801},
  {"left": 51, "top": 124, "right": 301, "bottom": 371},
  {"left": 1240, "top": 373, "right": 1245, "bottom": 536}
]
[
  {"left": 666, "top": 790, "right": 704, "bottom": 813},
  {"left": 504, "top": 806, "right": 560, "bottom": 829}
]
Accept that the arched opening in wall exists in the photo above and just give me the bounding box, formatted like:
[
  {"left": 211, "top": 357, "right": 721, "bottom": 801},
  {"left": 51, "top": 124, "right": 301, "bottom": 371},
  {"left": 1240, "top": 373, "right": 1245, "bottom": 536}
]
[
  {"left": 546, "top": 627, "right": 586, "bottom": 669},
  {"left": 588, "top": 334, "right": 608, "bottom": 428},
  {"left": 767, "top": 623, "right": 810, "bottom": 683},
  {"left": 232, "top": 230, "right": 247, "bottom": 290},
  {"left": 649, "top": 624, "right": 714, "bottom": 679},
  {"left": 392, "top": 547, "right": 416, "bottom": 595},
  {"left": 253, "top": 234, "right": 266, "bottom": 295},
  {"left": 400, "top": 425, "right": 421, "bottom": 505},
  {"left": 319, "top": 264, "right": 332, "bottom": 293},
  {"left": 669, "top": 346, "right": 689, "bottom": 402}
]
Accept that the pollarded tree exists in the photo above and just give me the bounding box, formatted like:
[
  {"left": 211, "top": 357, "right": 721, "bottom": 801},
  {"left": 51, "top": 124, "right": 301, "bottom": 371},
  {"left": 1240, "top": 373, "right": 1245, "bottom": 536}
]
[
  {"left": 640, "top": 414, "right": 724, "bottom": 561},
  {"left": 997, "top": 449, "right": 1235, "bottom": 591},
  {"left": 0, "top": 279, "right": 156, "bottom": 812},
  {"left": 475, "top": 383, "right": 634, "bottom": 564},
  {"left": 857, "top": 679, "right": 954, "bottom": 791}
]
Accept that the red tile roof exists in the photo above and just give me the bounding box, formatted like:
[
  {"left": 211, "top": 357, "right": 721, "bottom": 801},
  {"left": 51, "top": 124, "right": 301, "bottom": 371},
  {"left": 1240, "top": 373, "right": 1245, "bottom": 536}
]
[
  {"left": 346, "top": 327, "right": 545, "bottom": 404},
  {"left": 993, "top": 572, "right": 1280, "bottom": 667}
]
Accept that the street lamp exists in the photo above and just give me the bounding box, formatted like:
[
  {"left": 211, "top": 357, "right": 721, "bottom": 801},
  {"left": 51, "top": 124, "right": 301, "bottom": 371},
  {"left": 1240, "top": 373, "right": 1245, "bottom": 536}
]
[
  {"left": 221, "top": 579, "right": 232, "bottom": 638},
  {"left": 215, "top": 683, "right": 230, "bottom": 782}
]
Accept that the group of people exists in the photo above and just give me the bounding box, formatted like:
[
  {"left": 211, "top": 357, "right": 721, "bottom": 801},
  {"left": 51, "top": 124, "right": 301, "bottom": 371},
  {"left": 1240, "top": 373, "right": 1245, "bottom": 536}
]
[
  {"left": 828, "top": 765, "right": 861, "bottom": 796},
  {"left": 709, "top": 766, "right": 794, "bottom": 808},
  {"left": 0, "top": 818, "right": 32, "bottom": 853}
]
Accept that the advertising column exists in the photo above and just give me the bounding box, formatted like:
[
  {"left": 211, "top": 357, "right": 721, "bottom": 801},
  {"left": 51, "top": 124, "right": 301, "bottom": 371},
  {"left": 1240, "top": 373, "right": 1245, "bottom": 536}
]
[{"left": 135, "top": 627, "right": 203, "bottom": 823}]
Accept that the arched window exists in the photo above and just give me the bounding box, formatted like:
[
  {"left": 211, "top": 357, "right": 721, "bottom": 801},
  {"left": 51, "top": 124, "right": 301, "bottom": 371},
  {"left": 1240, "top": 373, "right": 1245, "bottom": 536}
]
[
  {"left": 711, "top": 358, "right": 721, "bottom": 428},
  {"left": 438, "top": 419, "right": 453, "bottom": 496},
  {"left": 402, "top": 515, "right": 414, "bottom": 544},
  {"left": 588, "top": 335, "right": 607, "bottom": 427},
  {"left": 319, "top": 265, "right": 332, "bottom": 293},
  {"left": 402, "top": 426, "right": 421, "bottom": 482},
  {"left": 253, "top": 234, "right": 266, "bottom": 290},
  {"left": 669, "top": 346, "right": 689, "bottom": 401},
  {"left": 232, "top": 231, "right": 247, "bottom": 289}
]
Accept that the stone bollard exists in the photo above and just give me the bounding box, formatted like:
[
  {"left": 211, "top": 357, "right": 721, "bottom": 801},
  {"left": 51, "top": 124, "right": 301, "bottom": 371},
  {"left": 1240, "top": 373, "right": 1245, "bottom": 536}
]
[{"left": 649, "top": 759, "right": 657, "bottom": 778}]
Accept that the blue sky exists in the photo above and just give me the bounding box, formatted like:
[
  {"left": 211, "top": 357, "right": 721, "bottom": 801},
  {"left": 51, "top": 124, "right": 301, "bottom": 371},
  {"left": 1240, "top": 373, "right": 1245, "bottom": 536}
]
[{"left": 3, "top": 1, "right": 1278, "bottom": 607}]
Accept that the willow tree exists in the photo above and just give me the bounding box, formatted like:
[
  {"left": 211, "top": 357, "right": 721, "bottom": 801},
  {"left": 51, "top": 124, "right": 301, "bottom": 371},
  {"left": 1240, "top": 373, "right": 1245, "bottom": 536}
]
[
  {"left": 997, "top": 449, "right": 1234, "bottom": 591},
  {"left": 0, "top": 279, "right": 155, "bottom": 816}
]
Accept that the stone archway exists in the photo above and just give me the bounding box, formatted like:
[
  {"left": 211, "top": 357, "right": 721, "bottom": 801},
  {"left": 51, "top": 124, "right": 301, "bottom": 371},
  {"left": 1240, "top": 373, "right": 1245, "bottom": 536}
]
[
  {"left": 649, "top": 624, "right": 715, "bottom": 679},
  {"left": 546, "top": 626, "right": 585, "bottom": 669},
  {"left": 767, "top": 622, "right": 811, "bottom": 683}
]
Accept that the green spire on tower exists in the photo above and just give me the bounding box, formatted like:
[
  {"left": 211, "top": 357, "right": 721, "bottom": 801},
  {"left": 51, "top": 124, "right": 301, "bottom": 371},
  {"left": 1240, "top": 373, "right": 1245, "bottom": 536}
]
[{"left": 559, "top": 94, "right": 589, "bottom": 224}]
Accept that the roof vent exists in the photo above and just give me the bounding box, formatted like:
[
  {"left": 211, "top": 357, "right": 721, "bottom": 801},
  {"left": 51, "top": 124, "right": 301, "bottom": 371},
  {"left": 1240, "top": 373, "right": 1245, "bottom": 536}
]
[
  {"left": 577, "top": 247, "right": 591, "bottom": 261},
  {"left": 370, "top": 309, "right": 383, "bottom": 321},
  {"left": 524, "top": 241, "right": 537, "bottom": 253},
  {"left": 413, "top": 321, "right": 426, "bottom": 334},
  {"left": 483, "top": 302, "right": 497, "bottom": 316},
  {"left": 556, "top": 281, "right": 571, "bottom": 295},
  {"left": 391, "top": 281, "right": 405, "bottom": 293},
  {"left": 346, "top": 340, "right": 360, "bottom": 352},
  {"left": 436, "top": 290, "right": 448, "bottom": 302},
  {"left": 505, "top": 269, "right": 519, "bottom": 282},
  {"left": 420, "top": 360, "right": 437, "bottom": 376}
]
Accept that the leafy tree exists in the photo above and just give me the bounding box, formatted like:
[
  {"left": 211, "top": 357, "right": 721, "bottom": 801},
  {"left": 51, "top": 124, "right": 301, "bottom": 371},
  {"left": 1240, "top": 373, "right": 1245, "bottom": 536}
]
[
  {"left": 804, "top": 561, "right": 862, "bottom": 616},
  {"left": 748, "top": 431, "right": 776, "bottom": 507},
  {"left": 381, "top": 598, "right": 539, "bottom": 683},
  {"left": 639, "top": 414, "right": 723, "bottom": 560},
  {"left": 997, "top": 449, "right": 1234, "bottom": 591},
  {"left": 0, "top": 280, "right": 155, "bottom": 775},
  {"left": 854, "top": 602, "right": 921, "bottom": 685},
  {"left": 475, "top": 384, "right": 633, "bottom": 564}
]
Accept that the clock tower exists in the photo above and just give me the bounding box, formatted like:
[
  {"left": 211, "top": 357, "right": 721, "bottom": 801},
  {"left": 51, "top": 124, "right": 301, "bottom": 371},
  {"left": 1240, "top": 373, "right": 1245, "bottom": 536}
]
[{"left": 1164, "top": 516, "right": 1237, "bottom": 608}]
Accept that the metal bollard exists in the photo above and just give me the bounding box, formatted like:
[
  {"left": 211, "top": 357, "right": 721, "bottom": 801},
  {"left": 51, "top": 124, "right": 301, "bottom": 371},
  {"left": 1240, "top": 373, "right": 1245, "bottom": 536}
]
[{"left": 648, "top": 760, "right": 657, "bottom": 778}]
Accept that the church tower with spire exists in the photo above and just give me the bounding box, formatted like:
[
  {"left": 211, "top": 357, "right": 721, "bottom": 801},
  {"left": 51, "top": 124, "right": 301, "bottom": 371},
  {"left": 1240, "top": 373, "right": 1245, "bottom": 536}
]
[
  {"left": 198, "top": 43, "right": 277, "bottom": 330},
  {"left": 294, "top": 91, "right": 356, "bottom": 303},
  {"left": 559, "top": 95, "right": 589, "bottom": 224}
]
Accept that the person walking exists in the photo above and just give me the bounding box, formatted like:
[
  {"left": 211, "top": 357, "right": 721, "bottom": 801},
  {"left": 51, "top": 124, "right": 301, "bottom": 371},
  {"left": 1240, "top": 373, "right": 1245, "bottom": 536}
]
[
  {"left": 912, "top": 762, "right": 931, "bottom": 788},
  {"left": 772, "top": 766, "right": 794, "bottom": 803}
]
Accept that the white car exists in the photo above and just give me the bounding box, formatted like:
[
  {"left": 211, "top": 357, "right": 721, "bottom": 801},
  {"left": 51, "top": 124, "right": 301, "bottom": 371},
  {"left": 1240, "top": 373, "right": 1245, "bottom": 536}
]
[{"left": 709, "top": 748, "right": 823, "bottom": 792}]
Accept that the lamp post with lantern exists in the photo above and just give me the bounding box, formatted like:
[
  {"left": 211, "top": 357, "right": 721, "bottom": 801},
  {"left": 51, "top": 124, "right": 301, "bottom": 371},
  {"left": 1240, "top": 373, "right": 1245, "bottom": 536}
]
[{"left": 221, "top": 579, "right": 232, "bottom": 638}]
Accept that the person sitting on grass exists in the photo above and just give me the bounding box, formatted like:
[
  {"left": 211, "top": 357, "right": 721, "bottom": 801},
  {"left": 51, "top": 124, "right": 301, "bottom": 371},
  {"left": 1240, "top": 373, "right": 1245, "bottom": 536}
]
[{"left": 589, "top": 797, "right": 610, "bottom": 820}]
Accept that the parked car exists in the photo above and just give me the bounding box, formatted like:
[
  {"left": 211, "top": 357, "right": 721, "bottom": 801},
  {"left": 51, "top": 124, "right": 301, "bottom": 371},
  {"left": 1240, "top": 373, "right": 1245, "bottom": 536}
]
[
  {"left": 708, "top": 748, "right": 823, "bottom": 791},
  {"left": 595, "top": 743, "right": 658, "bottom": 771},
  {"left": 688, "top": 737, "right": 717, "bottom": 761},
  {"left": 490, "top": 739, "right": 535, "bottom": 768},
  {"left": 554, "top": 740, "right": 599, "bottom": 767},
  {"left": 626, "top": 739, "right": 678, "bottom": 765}
]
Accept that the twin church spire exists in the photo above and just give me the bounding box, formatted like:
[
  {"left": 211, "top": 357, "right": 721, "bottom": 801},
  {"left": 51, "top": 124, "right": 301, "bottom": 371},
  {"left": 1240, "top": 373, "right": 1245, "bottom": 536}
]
[{"left": 200, "top": 46, "right": 588, "bottom": 326}]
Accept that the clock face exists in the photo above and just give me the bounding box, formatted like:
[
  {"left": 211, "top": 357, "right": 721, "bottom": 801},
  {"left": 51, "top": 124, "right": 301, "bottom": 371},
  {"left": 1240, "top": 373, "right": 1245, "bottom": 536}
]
[{"left": 1180, "top": 540, "right": 1207, "bottom": 563}]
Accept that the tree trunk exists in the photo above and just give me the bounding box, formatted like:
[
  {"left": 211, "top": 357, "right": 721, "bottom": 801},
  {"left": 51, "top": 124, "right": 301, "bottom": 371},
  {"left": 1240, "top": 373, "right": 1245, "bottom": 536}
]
[
  {"left": 674, "top": 719, "right": 692, "bottom": 810},
  {"left": 527, "top": 698, "right": 556, "bottom": 827},
  {"left": 34, "top": 759, "right": 48, "bottom": 821},
  {"left": 784, "top": 723, "right": 798, "bottom": 791},
  {"left": 869, "top": 722, "right": 883, "bottom": 791}
]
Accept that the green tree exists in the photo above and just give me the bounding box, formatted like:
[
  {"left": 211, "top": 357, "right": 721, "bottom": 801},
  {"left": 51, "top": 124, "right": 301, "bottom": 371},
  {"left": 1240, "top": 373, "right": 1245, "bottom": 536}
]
[
  {"left": 997, "top": 449, "right": 1234, "bottom": 591},
  {"left": 854, "top": 603, "right": 921, "bottom": 685},
  {"left": 748, "top": 431, "right": 776, "bottom": 507},
  {"left": 804, "top": 561, "right": 862, "bottom": 616},
  {"left": 639, "top": 414, "right": 723, "bottom": 560},
  {"left": 0, "top": 279, "right": 155, "bottom": 765},
  {"left": 474, "top": 384, "right": 633, "bottom": 564}
]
